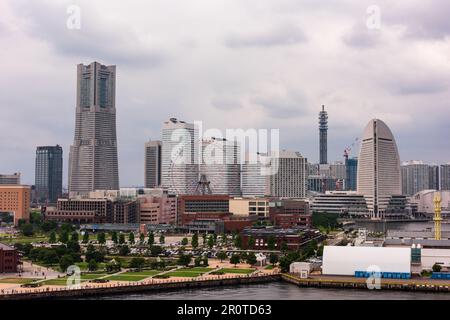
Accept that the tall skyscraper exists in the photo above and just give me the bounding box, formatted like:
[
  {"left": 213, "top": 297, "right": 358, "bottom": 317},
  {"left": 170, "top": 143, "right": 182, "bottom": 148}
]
[
  {"left": 357, "top": 119, "right": 401, "bottom": 219},
  {"left": 401, "top": 161, "right": 430, "bottom": 196},
  {"left": 345, "top": 157, "right": 358, "bottom": 191},
  {"left": 441, "top": 164, "right": 450, "bottom": 191},
  {"left": 319, "top": 105, "right": 328, "bottom": 165},
  {"left": 268, "top": 150, "right": 307, "bottom": 198},
  {"left": 200, "top": 138, "right": 241, "bottom": 196},
  {"left": 161, "top": 118, "right": 199, "bottom": 195},
  {"left": 429, "top": 165, "right": 440, "bottom": 190},
  {"left": 35, "top": 145, "right": 63, "bottom": 204},
  {"left": 144, "top": 140, "right": 162, "bottom": 188},
  {"left": 68, "top": 62, "right": 119, "bottom": 196}
]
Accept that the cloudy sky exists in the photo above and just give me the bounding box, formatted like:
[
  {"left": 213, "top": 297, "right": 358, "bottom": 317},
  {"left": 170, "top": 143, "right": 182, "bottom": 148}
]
[{"left": 1, "top": 0, "right": 450, "bottom": 187}]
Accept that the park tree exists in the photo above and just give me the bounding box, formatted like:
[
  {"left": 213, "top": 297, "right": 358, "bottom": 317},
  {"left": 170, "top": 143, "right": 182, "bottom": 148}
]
[
  {"left": 119, "top": 245, "right": 130, "bottom": 256},
  {"left": 269, "top": 253, "right": 279, "bottom": 265},
  {"left": 217, "top": 251, "right": 227, "bottom": 262},
  {"left": 82, "top": 232, "right": 89, "bottom": 244},
  {"left": 280, "top": 242, "right": 288, "bottom": 252},
  {"left": 130, "top": 257, "right": 146, "bottom": 270},
  {"left": 248, "top": 236, "right": 256, "bottom": 249},
  {"left": 49, "top": 231, "right": 57, "bottom": 244},
  {"left": 207, "top": 235, "right": 214, "bottom": 249},
  {"left": 234, "top": 234, "right": 242, "bottom": 249},
  {"left": 139, "top": 233, "right": 145, "bottom": 244},
  {"left": 111, "top": 231, "right": 118, "bottom": 244},
  {"left": 433, "top": 263, "right": 442, "bottom": 272},
  {"left": 230, "top": 254, "right": 240, "bottom": 267},
  {"left": 159, "top": 234, "right": 165, "bottom": 244},
  {"left": 21, "top": 223, "right": 34, "bottom": 237},
  {"left": 267, "top": 236, "right": 276, "bottom": 250},
  {"left": 178, "top": 254, "right": 192, "bottom": 267},
  {"left": 202, "top": 233, "right": 207, "bottom": 246},
  {"left": 246, "top": 252, "right": 257, "bottom": 266},
  {"left": 59, "top": 254, "right": 74, "bottom": 272},
  {"left": 221, "top": 233, "right": 227, "bottom": 246},
  {"left": 88, "top": 259, "right": 98, "bottom": 271},
  {"left": 191, "top": 233, "right": 199, "bottom": 249},
  {"left": 150, "top": 245, "right": 163, "bottom": 257},
  {"left": 71, "top": 232, "right": 79, "bottom": 242},
  {"left": 129, "top": 232, "right": 135, "bottom": 244},
  {"left": 59, "top": 231, "right": 69, "bottom": 244},
  {"left": 119, "top": 233, "right": 125, "bottom": 245},
  {"left": 213, "top": 233, "right": 217, "bottom": 244},
  {"left": 148, "top": 231, "right": 155, "bottom": 246},
  {"left": 181, "top": 237, "right": 188, "bottom": 246},
  {"left": 97, "top": 232, "right": 106, "bottom": 245}
]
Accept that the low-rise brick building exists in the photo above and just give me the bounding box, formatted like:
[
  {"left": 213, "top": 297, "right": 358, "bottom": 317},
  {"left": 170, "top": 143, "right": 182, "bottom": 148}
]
[{"left": 0, "top": 243, "right": 20, "bottom": 273}]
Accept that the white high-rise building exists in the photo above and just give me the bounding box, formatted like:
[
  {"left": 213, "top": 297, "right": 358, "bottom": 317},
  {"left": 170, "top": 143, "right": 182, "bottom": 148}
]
[
  {"left": 200, "top": 138, "right": 241, "bottom": 196},
  {"left": 161, "top": 118, "right": 199, "bottom": 195},
  {"left": 401, "top": 160, "right": 430, "bottom": 196},
  {"left": 268, "top": 150, "right": 307, "bottom": 198},
  {"left": 241, "top": 153, "right": 267, "bottom": 197},
  {"left": 357, "top": 119, "right": 401, "bottom": 219}
]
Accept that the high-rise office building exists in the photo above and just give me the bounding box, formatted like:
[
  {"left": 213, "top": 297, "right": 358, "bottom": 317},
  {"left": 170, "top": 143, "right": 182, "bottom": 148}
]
[
  {"left": 268, "top": 150, "right": 307, "bottom": 198},
  {"left": 401, "top": 161, "right": 430, "bottom": 196},
  {"left": 0, "top": 173, "right": 21, "bottom": 185},
  {"left": 68, "top": 62, "right": 119, "bottom": 196},
  {"left": 319, "top": 105, "right": 328, "bottom": 165},
  {"left": 345, "top": 157, "right": 358, "bottom": 191},
  {"left": 241, "top": 153, "right": 267, "bottom": 197},
  {"left": 200, "top": 138, "right": 241, "bottom": 196},
  {"left": 35, "top": 145, "right": 63, "bottom": 204},
  {"left": 429, "top": 165, "right": 440, "bottom": 190},
  {"left": 357, "top": 119, "right": 401, "bottom": 219},
  {"left": 441, "top": 164, "right": 450, "bottom": 191},
  {"left": 161, "top": 118, "right": 199, "bottom": 195},
  {"left": 144, "top": 140, "right": 162, "bottom": 188}
]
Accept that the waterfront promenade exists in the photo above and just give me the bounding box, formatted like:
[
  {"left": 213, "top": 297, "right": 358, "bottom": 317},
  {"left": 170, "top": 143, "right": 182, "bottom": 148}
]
[{"left": 0, "top": 271, "right": 281, "bottom": 300}]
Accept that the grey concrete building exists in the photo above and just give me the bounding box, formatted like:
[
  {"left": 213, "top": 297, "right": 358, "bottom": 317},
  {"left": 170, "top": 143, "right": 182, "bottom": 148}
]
[
  {"left": 144, "top": 140, "right": 162, "bottom": 188},
  {"left": 68, "top": 62, "right": 119, "bottom": 196},
  {"left": 0, "top": 173, "right": 21, "bottom": 185}
]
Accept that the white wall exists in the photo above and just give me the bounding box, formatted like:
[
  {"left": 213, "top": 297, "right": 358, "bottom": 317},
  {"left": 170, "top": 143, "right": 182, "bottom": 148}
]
[
  {"left": 421, "top": 249, "right": 450, "bottom": 270},
  {"left": 322, "top": 246, "right": 411, "bottom": 276}
]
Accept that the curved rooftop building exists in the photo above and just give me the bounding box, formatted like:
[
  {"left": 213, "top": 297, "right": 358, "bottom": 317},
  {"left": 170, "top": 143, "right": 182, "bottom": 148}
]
[{"left": 357, "top": 119, "right": 401, "bottom": 219}]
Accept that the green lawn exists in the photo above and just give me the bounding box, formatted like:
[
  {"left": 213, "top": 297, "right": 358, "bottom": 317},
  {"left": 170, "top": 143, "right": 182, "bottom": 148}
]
[
  {"left": 220, "top": 268, "right": 255, "bottom": 274},
  {"left": 75, "top": 262, "right": 106, "bottom": 271},
  {"left": 265, "top": 265, "right": 275, "bottom": 270},
  {"left": 122, "top": 270, "right": 162, "bottom": 276},
  {"left": 0, "top": 278, "right": 38, "bottom": 284},
  {"left": 103, "top": 275, "right": 147, "bottom": 282},
  {"left": 1, "top": 235, "right": 49, "bottom": 244},
  {"left": 166, "top": 267, "right": 214, "bottom": 278},
  {"left": 42, "top": 274, "right": 107, "bottom": 286}
]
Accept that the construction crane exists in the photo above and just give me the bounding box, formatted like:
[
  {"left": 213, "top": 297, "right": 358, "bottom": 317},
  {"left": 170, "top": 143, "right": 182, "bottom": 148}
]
[{"left": 343, "top": 138, "right": 359, "bottom": 160}]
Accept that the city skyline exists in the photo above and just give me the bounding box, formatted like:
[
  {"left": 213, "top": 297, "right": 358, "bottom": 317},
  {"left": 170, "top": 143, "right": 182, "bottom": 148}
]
[{"left": 2, "top": 0, "right": 450, "bottom": 186}]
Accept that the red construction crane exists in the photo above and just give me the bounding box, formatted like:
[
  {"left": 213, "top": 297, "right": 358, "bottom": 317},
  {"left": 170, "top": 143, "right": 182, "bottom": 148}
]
[{"left": 343, "top": 138, "right": 359, "bottom": 160}]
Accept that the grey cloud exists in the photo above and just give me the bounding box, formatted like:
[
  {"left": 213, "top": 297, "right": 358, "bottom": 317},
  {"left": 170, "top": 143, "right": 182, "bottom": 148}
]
[
  {"left": 342, "top": 23, "right": 381, "bottom": 48},
  {"left": 383, "top": 1, "right": 450, "bottom": 40},
  {"left": 224, "top": 24, "right": 307, "bottom": 48},
  {"left": 9, "top": 1, "right": 167, "bottom": 67}
]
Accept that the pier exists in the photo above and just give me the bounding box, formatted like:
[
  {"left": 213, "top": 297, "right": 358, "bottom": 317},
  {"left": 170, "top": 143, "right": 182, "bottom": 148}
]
[{"left": 282, "top": 273, "right": 450, "bottom": 293}]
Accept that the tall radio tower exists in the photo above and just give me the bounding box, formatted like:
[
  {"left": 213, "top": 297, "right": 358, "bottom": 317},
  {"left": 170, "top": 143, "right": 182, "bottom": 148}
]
[{"left": 319, "top": 105, "right": 328, "bottom": 164}]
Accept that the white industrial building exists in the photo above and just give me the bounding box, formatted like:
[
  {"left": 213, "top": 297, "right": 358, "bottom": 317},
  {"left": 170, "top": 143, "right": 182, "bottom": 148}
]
[{"left": 322, "top": 246, "right": 411, "bottom": 276}]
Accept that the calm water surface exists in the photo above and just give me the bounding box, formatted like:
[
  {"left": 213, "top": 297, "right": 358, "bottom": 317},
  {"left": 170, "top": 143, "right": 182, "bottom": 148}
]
[{"left": 91, "top": 282, "right": 450, "bottom": 300}]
